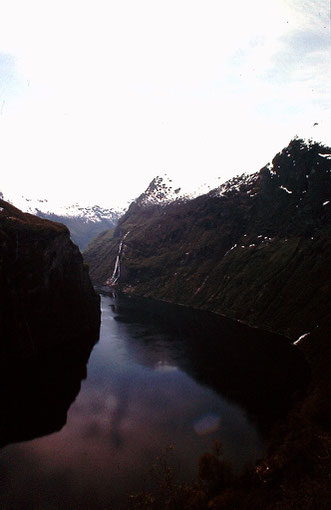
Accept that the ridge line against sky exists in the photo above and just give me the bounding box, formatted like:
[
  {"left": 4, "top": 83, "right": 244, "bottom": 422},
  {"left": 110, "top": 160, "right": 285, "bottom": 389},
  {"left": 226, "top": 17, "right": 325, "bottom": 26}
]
[{"left": 0, "top": 0, "right": 330, "bottom": 209}]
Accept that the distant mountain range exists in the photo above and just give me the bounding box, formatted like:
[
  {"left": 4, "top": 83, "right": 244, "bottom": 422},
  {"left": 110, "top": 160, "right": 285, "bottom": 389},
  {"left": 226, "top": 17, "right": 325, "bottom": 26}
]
[{"left": 0, "top": 193, "right": 121, "bottom": 251}]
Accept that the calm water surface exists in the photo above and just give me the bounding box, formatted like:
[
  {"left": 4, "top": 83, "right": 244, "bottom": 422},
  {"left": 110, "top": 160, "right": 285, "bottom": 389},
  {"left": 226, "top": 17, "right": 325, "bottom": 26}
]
[{"left": 0, "top": 294, "right": 266, "bottom": 509}]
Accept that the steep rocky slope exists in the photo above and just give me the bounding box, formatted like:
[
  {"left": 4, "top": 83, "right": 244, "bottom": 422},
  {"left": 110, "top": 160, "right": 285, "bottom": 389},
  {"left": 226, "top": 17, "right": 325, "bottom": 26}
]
[
  {"left": 85, "top": 138, "right": 331, "bottom": 341},
  {"left": 0, "top": 198, "right": 100, "bottom": 361}
]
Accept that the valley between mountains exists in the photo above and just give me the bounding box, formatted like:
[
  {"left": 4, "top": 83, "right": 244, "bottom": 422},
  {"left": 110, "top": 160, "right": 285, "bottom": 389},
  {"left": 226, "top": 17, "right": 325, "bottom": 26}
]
[{"left": 1, "top": 138, "right": 330, "bottom": 509}]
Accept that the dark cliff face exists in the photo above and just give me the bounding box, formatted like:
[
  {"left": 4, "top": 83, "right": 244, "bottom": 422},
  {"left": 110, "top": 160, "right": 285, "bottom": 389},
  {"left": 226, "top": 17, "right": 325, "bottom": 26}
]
[
  {"left": 0, "top": 198, "right": 100, "bottom": 361},
  {"left": 84, "top": 139, "right": 331, "bottom": 343}
]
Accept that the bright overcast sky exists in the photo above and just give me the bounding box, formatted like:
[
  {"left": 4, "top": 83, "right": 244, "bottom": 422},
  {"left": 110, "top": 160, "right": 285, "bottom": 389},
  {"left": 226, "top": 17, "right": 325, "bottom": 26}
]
[{"left": 0, "top": 0, "right": 330, "bottom": 209}]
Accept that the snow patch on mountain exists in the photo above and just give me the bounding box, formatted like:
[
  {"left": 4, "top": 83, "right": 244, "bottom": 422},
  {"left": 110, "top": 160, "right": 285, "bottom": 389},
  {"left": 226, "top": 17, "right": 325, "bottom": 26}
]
[
  {"left": 266, "top": 162, "right": 276, "bottom": 176},
  {"left": 280, "top": 185, "right": 293, "bottom": 194},
  {"left": 294, "top": 332, "right": 310, "bottom": 346},
  {"left": 208, "top": 172, "right": 259, "bottom": 198}
]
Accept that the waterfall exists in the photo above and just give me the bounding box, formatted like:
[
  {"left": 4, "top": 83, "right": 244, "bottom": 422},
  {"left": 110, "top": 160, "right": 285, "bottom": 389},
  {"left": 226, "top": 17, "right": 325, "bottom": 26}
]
[{"left": 106, "top": 231, "right": 130, "bottom": 286}]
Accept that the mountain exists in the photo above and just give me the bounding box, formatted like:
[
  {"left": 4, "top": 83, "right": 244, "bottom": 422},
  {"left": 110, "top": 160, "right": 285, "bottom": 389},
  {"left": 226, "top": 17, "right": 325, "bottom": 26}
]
[
  {"left": 85, "top": 137, "right": 331, "bottom": 341},
  {"left": 0, "top": 194, "right": 121, "bottom": 251}
]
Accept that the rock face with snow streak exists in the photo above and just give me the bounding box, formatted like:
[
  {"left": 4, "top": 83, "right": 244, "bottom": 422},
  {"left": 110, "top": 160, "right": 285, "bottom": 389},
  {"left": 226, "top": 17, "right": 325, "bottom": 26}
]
[
  {"left": 85, "top": 138, "right": 331, "bottom": 341},
  {"left": 0, "top": 198, "right": 100, "bottom": 361}
]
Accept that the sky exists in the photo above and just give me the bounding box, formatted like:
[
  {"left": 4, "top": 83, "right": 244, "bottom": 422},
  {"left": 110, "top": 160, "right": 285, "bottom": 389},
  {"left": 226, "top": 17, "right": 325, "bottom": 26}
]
[{"left": 0, "top": 0, "right": 330, "bottom": 209}]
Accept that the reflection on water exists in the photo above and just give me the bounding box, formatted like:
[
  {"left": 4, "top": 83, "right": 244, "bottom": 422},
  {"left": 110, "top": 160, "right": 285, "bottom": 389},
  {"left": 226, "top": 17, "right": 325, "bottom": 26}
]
[
  {"left": 0, "top": 337, "right": 96, "bottom": 449},
  {"left": 0, "top": 294, "right": 308, "bottom": 509}
]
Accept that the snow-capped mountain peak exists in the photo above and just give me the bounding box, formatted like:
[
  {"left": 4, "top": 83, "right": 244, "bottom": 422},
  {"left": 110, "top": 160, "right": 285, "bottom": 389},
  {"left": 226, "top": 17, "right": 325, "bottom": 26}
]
[{"left": 135, "top": 174, "right": 185, "bottom": 206}]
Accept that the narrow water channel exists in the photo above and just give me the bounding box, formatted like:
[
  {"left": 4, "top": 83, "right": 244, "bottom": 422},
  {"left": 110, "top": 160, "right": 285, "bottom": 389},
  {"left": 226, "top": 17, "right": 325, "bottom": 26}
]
[{"left": 0, "top": 293, "right": 307, "bottom": 509}]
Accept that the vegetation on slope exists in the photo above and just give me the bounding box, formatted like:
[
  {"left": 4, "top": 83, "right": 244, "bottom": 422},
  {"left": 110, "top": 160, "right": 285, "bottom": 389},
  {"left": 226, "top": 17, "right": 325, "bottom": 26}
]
[{"left": 85, "top": 138, "right": 331, "bottom": 340}]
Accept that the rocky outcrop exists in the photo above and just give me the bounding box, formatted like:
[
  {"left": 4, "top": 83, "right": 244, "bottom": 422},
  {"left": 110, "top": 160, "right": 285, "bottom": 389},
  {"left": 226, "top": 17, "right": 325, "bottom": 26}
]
[{"left": 0, "top": 198, "right": 100, "bottom": 361}]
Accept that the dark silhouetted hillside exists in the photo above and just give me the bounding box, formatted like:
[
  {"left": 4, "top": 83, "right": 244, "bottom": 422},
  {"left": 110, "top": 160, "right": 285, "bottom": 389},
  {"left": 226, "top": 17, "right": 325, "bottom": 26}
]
[{"left": 0, "top": 198, "right": 100, "bottom": 360}]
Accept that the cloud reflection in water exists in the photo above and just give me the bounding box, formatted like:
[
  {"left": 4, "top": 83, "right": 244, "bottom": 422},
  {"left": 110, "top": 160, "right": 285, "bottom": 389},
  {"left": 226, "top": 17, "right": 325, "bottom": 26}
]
[
  {"left": 193, "top": 413, "right": 222, "bottom": 435},
  {"left": 0, "top": 295, "right": 265, "bottom": 509}
]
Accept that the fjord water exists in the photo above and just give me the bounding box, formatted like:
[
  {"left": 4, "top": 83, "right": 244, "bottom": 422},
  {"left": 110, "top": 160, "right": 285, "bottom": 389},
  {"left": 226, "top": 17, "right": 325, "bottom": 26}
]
[{"left": 0, "top": 294, "right": 306, "bottom": 509}]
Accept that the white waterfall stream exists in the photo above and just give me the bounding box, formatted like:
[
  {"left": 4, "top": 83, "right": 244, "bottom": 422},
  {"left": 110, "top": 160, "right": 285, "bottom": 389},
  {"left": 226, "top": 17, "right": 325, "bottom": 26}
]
[{"left": 106, "top": 231, "right": 130, "bottom": 286}]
